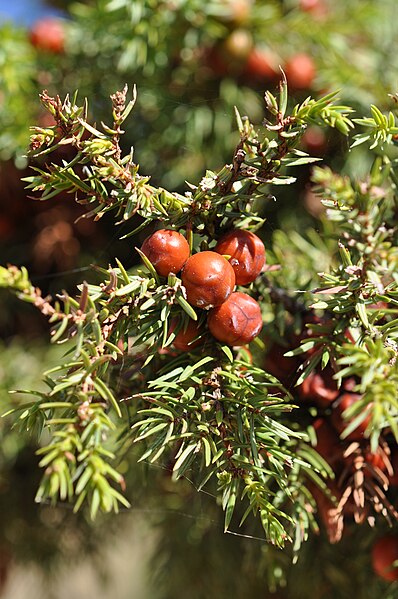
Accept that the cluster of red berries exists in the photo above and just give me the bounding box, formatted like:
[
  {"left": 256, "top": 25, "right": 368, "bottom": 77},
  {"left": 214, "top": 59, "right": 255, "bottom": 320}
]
[
  {"left": 266, "top": 319, "right": 371, "bottom": 437},
  {"left": 307, "top": 388, "right": 398, "bottom": 557},
  {"left": 205, "top": 37, "right": 316, "bottom": 92},
  {"left": 200, "top": 0, "right": 322, "bottom": 91},
  {"left": 249, "top": 48, "right": 316, "bottom": 91},
  {"left": 265, "top": 315, "right": 398, "bottom": 550},
  {"left": 140, "top": 228, "right": 265, "bottom": 349}
]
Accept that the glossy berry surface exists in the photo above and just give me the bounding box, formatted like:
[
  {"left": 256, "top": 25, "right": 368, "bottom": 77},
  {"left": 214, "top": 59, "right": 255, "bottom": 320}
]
[
  {"left": 207, "top": 292, "right": 262, "bottom": 346},
  {"left": 215, "top": 229, "right": 265, "bottom": 285},
  {"left": 372, "top": 535, "right": 398, "bottom": 581},
  {"left": 181, "top": 251, "right": 235, "bottom": 309},
  {"left": 29, "top": 18, "right": 66, "bottom": 54},
  {"left": 284, "top": 53, "right": 316, "bottom": 90},
  {"left": 171, "top": 319, "right": 203, "bottom": 351},
  {"left": 141, "top": 229, "right": 190, "bottom": 277}
]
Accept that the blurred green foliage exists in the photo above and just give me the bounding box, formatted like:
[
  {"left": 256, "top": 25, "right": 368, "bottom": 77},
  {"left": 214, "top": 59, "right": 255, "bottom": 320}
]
[
  {"left": 2, "top": 0, "right": 398, "bottom": 186},
  {"left": 2, "top": 1, "right": 398, "bottom": 598}
]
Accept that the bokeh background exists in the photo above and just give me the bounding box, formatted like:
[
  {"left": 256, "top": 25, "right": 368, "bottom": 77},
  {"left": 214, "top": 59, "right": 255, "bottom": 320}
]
[{"left": 1, "top": 1, "right": 398, "bottom": 597}]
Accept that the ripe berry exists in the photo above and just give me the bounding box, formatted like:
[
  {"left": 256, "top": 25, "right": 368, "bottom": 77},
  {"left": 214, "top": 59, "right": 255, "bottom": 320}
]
[
  {"left": 171, "top": 319, "right": 203, "bottom": 351},
  {"left": 284, "top": 53, "right": 316, "bottom": 90},
  {"left": 245, "top": 48, "right": 278, "bottom": 82},
  {"left": 181, "top": 251, "right": 235, "bottom": 309},
  {"left": 207, "top": 291, "right": 262, "bottom": 346},
  {"left": 29, "top": 18, "right": 66, "bottom": 54},
  {"left": 331, "top": 393, "right": 372, "bottom": 441},
  {"left": 372, "top": 536, "right": 398, "bottom": 582},
  {"left": 140, "top": 229, "right": 190, "bottom": 277},
  {"left": 215, "top": 229, "right": 265, "bottom": 286}
]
